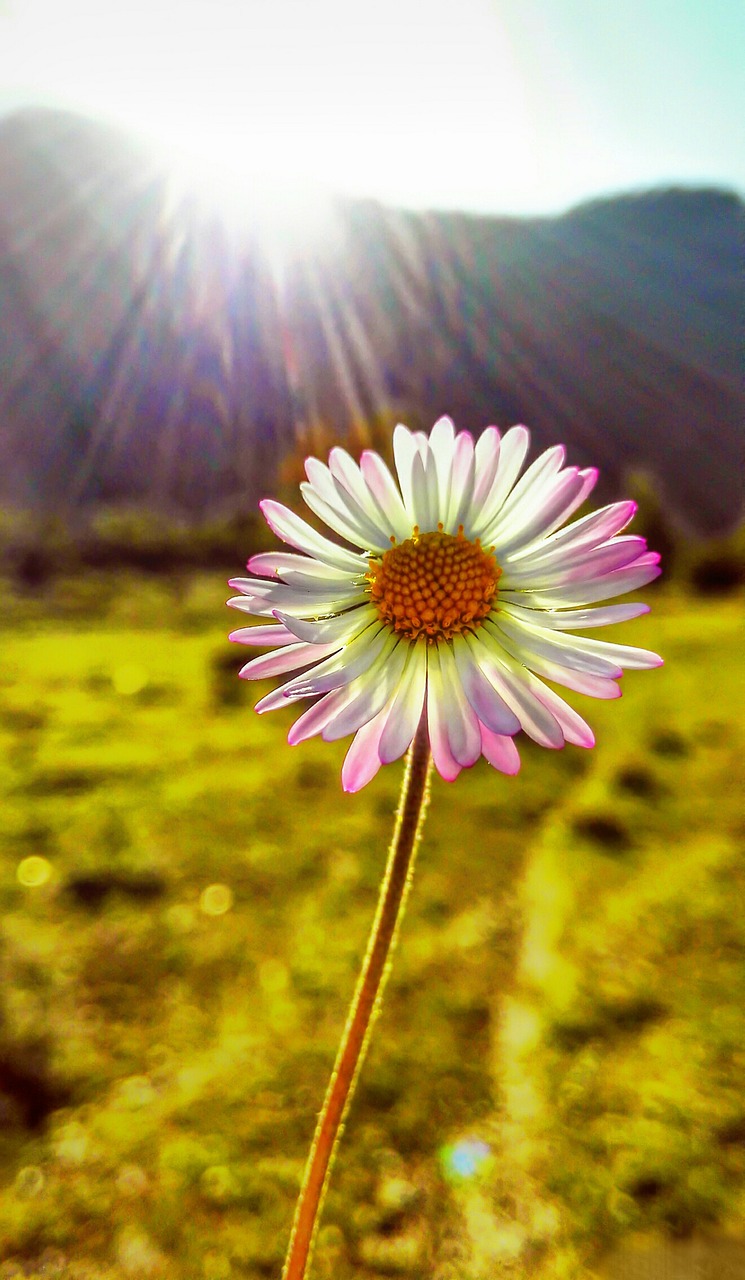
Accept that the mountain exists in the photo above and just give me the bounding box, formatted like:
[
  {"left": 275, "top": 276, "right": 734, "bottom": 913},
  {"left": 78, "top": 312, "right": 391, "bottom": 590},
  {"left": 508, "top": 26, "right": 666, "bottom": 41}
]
[{"left": 0, "top": 107, "right": 742, "bottom": 533}]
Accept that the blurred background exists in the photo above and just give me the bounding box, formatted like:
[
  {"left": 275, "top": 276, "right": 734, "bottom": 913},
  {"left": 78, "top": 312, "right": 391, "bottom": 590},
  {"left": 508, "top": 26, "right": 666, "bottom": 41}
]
[{"left": 0, "top": 2, "right": 743, "bottom": 1277}]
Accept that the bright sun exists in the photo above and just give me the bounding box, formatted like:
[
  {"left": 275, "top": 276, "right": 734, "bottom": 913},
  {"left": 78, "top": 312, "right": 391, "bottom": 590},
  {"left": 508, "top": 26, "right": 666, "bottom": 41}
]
[{"left": 0, "top": 0, "right": 548, "bottom": 218}]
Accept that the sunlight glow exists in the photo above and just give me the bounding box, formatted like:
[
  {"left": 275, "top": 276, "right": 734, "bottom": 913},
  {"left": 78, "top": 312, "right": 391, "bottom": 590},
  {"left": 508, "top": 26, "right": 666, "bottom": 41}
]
[
  {"left": 152, "top": 136, "right": 343, "bottom": 271},
  {"left": 2, "top": 0, "right": 741, "bottom": 218},
  {"left": 0, "top": 0, "right": 543, "bottom": 215}
]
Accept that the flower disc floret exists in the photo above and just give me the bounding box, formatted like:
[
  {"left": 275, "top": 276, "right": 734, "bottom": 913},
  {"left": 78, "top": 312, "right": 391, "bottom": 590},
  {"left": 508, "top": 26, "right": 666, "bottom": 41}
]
[{"left": 367, "top": 524, "right": 501, "bottom": 640}]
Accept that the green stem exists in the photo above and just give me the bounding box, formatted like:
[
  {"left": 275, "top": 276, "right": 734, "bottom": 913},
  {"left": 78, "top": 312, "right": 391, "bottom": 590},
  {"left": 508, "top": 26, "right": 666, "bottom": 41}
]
[{"left": 281, "top": 716, "right": 433, "bottom": 1280}]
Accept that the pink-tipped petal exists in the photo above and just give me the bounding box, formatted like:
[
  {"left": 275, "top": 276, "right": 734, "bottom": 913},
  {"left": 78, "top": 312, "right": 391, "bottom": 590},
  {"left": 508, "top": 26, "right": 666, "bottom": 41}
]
[
  {"left": 500, "top": 601, "right": 650, "bottom": 631},
  {"left": 247, "top": 552, "right": 347, "bottom": 581},
  {"left": 302, "top": 454, "right": 393, "bottom": 548},
  {"left": 445, "top": 431, "right": 476, "bottom": 532},
  {"left": 469, "top": 424, "right": 531, "bottom": 538},
  {"left": 254, "top": 682, "right": 306, "bottom": 713},
  {"left": 287, "top": 689, "right": 353, "bottom": 744},
  {"left": 480, "top": 724, "right": 521, "bottom": 774},
  {"left": 282, "top": 624, "right": 391, "bottom": 698},
  {"left": 453, "top": 634, "right": 521, "bottom": 735},
  {"left": 428, "top": 416, "right": 457, "bottom": 498},
  {"left": 322, "top": 643, "right": 408, "bottom": 741},
  {"left": 378, "top": 647, "right": 427, "bottom": 765},
  {"left": 239, "top": 641, "right": 340, "bottom": 681},
  {"left": 486, "top": 442, "right": 564, "bottom": 538},
  {"left": 392, "top": 423, "right": 419, "bottom": 517},
  {"left": 435, "top": 643, "right": 483, "bottom": 767},
  {"left": 328, "top": 447, "right": 398, "bottom": 537},
  {"left": 342, "top": 709, "right": 388, "bottom": 792},
  {"left": 426, "top": 667, "right": 464, "bottom": 782},
  {"left": 511, "top": 499, "right": 638, "bottom": 565},
  {"left": 273, "top": 605, "right": 375, "bottom": 646},
  {"left": 260, "top": 499, "right": 363, "bottom": 572},
  {"left": 229, "top": 624, "right": 298, "bottom": 646},
  {"left": 359, "top": 450, "right": 412, "bottom": 540},
  {"left": 489, "top": 616, "right": 624, "bottom": 678},
  {"left": 227, "top": 579, "right": 364, "bottom": 617},
  {"left": 466, "top": 635, "right": 565, "bottom": 748},
  {"left": 481, "top": 629, "right": 623, "bottom": 699},
  {"left": 500, "top": 559, "right": 661, "bottom": 608},
  {"left": 487, "top": 463, "right": 582, "bottom": 551},
  {"left": 300, "top": 479, "right": 389, "bottom": 552},
  {"left": 524, "top": 676, "right": 596, "bottom": 748},
  {"left": 472, "top": 426, "right": 502, "bottom": 507}
]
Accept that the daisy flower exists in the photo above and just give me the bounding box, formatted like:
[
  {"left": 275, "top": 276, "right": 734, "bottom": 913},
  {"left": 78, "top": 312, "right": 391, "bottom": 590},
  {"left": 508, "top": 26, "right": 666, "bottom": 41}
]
[{"left": 228, "top": 418, "right": 662, "bottom": 791}]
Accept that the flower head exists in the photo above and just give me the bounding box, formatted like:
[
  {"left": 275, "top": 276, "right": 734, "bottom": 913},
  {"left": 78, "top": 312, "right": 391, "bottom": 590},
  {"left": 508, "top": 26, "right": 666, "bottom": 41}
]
[{"left": 228, "top": 418, "right": 662, "bottom": 790}]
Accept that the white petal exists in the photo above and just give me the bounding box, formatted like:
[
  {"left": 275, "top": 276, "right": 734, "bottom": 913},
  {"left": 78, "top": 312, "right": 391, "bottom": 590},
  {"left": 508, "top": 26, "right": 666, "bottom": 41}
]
[
  {"left": 227, "top": 581, "right": 364, "bottom": 618},
  {"left": 304, "top": 456, "right": 344, "bottom": 507},
  {"left": 301, "top": 480, "right": 389, "bottom": 552},
  {"left": 378, "top": 645, "right": 427, "bottom": 764},
  {"left": 428, "top": 416, "right": 457, "bottom": 498},
  {"left": 413, "top": 430, "right": 430, "bottom": 458},
  {"left": 287, "top": 688, "right": 355, "bottom": 744},
  {"left": 463, "top": 633, "right": 565, "bottom": 748},
  {"left": 480, "top": 724, "right": 521, "bottom": 774},
  {"left": 498, "top": 444, "right": 565, "bottom": 516},
  {"left": 576, "top": 638, "right": 662, "bottom": 671},
  {"left": 359, "top": 450, "right": 412, "bottom": 541},
  {"left": 247, "top": 557, "right": 365, "bottom": 596},
  {"left": 274, "top": 604, "right": 376, "bottom": 645},
  {"left": 260, "top": 499, "right": 363, "bottom": 572},
  {"left": 487, "top": 465, "right": 584, "bottom": 553},
  {"left": 282, "top": 622, "right": 392, "bottom": 697},
  {"left": 426, "top": 658, "right": 463, "bottom": 782},
  {"left": 500, "top": 557, "right": 661, "bottom": 607},
  {"left": 410, "top": 449, "right": 438, "bottom": 532},
  {"left": 322, "top": 641, "right": 409, "bottom": 740},
  {"left": 524, "top": 678, "right": 595, "bottom": 748},
  {"left": 483, "top": 642, "right": 621, "bottom": 698},
  {"left": 305, "top": 455, "right": 392, "bottom": 547},
  {"left": 490, "top": 616, "right": 624, "bottom": 678},
  {"left": 247, "top": 552, "right": 350, "bottom": 582},
  {"left": 434, "top": 643, "right": 483, "bottom": 767},
  {"left": 423, "top": 446, "right": 442, "bottom": 526},
  {"left": 254, "top": 684, "right": 301, "bottom": 712},
  {"left": 228, "top": 624, "right": 299, "bottom": 646},
  {"left": 468, "top": 425, "right": 530, "bottom": 539},
  {"left": 429, "top": 415, "right": 456, "bottom": 451},
  {"left": 494, "top": 611, "right": 661, "bottom": 671},
  {"left": 504, "top": 602, "right": 650, "bottom": 631},
  {"left": 452, "top": 633, "right": 522, "bottom": 735},
  {"left": 239, "top": 641, "right": 341, "bottom": 681},
  {"left": 445, "top": 431, "right": 476, "bottom": 532},
  {"left": 508, "top": 500, "right": 638, "bottom": 566},
  {"left": 328, "top": 447, "right": 396, "bottom": 533},
  {"left": 342, "top": 709, "right": 389, "bottom": 791},
  {"left": 471, "top": 426, "right": 502, "bottom": 508},
  {"left": 393, "top": 423, "right": 419, "bottom": 517},
  {"left": 275, "top": 568, "right": 363, "bottom": 593},
  {"left": 229, "top": 575, "right": 356, "bottom": 599}
]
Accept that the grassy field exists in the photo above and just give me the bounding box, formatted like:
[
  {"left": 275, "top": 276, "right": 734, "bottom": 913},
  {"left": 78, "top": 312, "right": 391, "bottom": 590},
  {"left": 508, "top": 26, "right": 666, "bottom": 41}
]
[{"left": 0, "top": 567, "right": 743, "bottom": 1278}]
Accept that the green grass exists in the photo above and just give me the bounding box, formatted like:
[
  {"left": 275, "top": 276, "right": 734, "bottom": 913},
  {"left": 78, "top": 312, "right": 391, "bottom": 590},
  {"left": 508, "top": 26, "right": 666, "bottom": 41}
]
[{"left": 0, "top": 571, "right": 743, "bottom": 1278}]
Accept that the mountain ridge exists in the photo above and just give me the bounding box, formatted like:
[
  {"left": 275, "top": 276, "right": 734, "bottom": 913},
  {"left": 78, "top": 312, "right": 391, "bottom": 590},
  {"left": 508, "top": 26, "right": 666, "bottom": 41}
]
[{"left": 1, "top": 107, "right": 742, "bottom": 534}]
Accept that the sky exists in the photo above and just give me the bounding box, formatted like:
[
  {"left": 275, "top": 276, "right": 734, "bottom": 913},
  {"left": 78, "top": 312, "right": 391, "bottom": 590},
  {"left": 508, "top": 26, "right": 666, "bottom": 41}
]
[{"left": 0, "top": 0, "right": 742, "bottom": 215}]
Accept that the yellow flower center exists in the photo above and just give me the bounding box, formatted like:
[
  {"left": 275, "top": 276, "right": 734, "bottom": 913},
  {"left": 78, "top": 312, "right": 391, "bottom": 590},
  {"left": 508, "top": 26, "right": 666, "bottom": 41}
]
[{"left": 366, "top": 524, "right": 501, "bottom": 641}]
